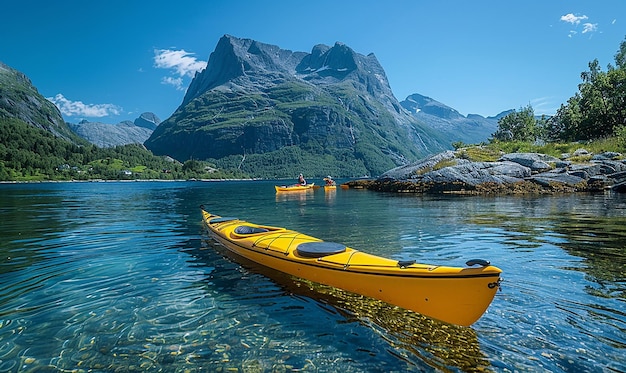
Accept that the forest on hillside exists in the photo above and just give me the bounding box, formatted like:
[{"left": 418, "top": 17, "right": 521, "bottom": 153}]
[{"left": 0, "top": 118, "right": 246, "bottom": 181}]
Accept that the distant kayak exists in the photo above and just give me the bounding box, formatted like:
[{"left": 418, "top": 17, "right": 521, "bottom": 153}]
[
  {"left": 275, "top": 183, "right": 315, "bottom": 192},
  {"left": 200, "top": 207, "right": 502, "bottom": 326},
  {"left": 324, "top": 185, "right": 337, "bottom": 191}
]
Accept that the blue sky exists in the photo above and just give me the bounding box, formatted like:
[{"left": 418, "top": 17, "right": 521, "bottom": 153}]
[{"left": 2, "top": 0, "right": 625, "bottom": 124}]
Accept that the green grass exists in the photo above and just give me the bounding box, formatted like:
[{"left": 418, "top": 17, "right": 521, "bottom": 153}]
[{"left": 460, "top": 137, "right": 624, "bottom": 163}]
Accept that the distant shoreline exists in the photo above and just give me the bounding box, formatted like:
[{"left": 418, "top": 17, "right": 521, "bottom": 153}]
[{"left": 0, "top": 178, "right": 262, "bottom": 184}]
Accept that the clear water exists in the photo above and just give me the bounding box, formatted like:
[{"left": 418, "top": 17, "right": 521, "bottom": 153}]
[{"left": 0, "top": 180, "right": 624, "bottom": 372}]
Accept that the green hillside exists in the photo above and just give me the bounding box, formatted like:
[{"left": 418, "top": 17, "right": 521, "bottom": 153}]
[{"left": 0, "top": 117, "right": 244, "bottom": 181}]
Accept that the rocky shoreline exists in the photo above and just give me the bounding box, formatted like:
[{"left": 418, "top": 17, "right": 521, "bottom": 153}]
[{"left": 345, "top": 149, "right": 626, "bottom": 195}]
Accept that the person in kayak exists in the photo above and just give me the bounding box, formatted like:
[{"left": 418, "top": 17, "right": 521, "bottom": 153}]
[
  {"left": 324, "top": 175, "right": 335, "bottom": 186},
  {"left": 297, "top": 173, "right": 307, "bottom": 185}
]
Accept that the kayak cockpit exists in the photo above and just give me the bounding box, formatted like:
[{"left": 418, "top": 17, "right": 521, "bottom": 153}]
[
  {"left": 234, "top": 225, "right": 270, "bottom": 234},
  {"left": 229, "top": 224, "right": 286, "bottom": 239}
]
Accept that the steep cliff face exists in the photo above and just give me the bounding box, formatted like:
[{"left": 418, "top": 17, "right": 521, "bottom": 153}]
[
  {"left": 0, "top": 62, "right": 79, "bottom": 142},
  {"left": 145, "top": 35, "right": 448, "bottom": 177}
]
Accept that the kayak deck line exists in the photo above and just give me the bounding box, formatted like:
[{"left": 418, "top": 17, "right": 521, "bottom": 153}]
[
  {"left": 200, "top": 207, "right": 502, "bottom": 326},
  {"left": 217, "top": 230, "right": 501, "bottom": 279},
  {"left": 252, "top": 233, "right": 315, "bottom": 256}
]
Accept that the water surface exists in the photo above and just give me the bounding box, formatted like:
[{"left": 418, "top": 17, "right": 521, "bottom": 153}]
[{"left": 0, "top": 181, "right": 624, "bottom": 372}]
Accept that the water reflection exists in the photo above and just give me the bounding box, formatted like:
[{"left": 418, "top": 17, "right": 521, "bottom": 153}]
[
  {"left": 197, "top": 238, "right": 492, "bottom": 372},
  {"left": 324, "top": 188, "right": 336, "bottom": 205},
  {"left": 275, "top": 190, "right": 315, "bottom": 203},
  {"left": 463, "top": 193, "right": 626, "bottom": 372}
]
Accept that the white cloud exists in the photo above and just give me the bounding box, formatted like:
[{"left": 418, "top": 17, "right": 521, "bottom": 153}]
[
  {"left": 47, "top": 94, "right": 122, "bottom": 117},
  {"left": 161, "top": 76, "right": 184, "bottom": 90},
  {"left": 582, "top": 23, "right": 598, "bottom": 33},
  {"left": 560, "top": 14, "right": 599, "bottom": 37},
  {"left": 560, "top": 13, "right": 588, "bottom": 25},
  {"left": 153, "top": 49, "right": 206, "bottom": 77}
]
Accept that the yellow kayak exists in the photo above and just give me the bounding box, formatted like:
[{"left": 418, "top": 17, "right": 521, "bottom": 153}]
[
  {"left": 275, "top": 182, "right": 315, "bottom": 192},
  {"left": 324, "top": 185, "right": 337, "bottom": 191},
  {"left": 200, "top": 207, "right": 502, "bottom": 326}
]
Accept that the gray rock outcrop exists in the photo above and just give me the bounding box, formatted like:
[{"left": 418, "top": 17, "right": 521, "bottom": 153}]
[{"left": 368, "top": 149, "right": 626, "bottom": 193}]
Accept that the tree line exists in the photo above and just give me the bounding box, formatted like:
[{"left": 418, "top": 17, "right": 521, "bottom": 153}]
[
  {"left": 492, "top": 36, "right": 626, "bottom": 147},
  {"left": 0, "top": 118, "right": 245, "bottom": 181}
]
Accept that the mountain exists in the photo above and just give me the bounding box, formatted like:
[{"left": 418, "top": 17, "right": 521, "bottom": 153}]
[
  {"left": 400, "top": 93, "right": 510, "bottom": 145},
  {"left": 0, "top": 61, "right": 81, "bottom": 142},
  {"left": 133, "top": 112, "right": 160, "bottom": 130},
  {"left": 68, "top": 112, "right": 160, "bottom": 148},
  {"left": 145, "top": 35, "right": 450, "bottom": 178},
  {"left": 0, "top": 62, "right": 212, "bottom": 181}
]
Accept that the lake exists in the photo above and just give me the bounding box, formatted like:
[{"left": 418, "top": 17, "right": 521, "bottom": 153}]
[{"left": 0, "top": 180, "right": 624, "bottom": 372}]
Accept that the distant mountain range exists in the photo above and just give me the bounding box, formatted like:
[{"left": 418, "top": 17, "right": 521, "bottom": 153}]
[
  {"left": 68, "top": 112, "right": 160, "bottom": 148},
  {"left": 400, "top": 93, "right": 511, "bottom": 145},
  {"left": 1, "top": 35, "right": 512, "bottom": 178},
  {"left": 70, "top": 93, "right": 505, "bottom": 151}
]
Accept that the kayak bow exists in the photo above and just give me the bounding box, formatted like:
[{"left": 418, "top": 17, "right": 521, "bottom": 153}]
[{"left": 200, "top": 207, "right": 502, "bottom": 326}]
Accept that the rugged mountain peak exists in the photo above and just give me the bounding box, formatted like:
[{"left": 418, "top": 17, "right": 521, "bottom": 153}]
[
  {"left": 146, "top": 36, "right": 451, "bottom": 177},
  {"left": 134, "top": 112, "right": 160, "bottom": 130},
  {"left": 183, "top": 35, "right": 306, "bottom": 105},
  {"left": 401, "top": 93, "right": 463, "bottom": 120},
  {"left": 296, "top": 42, "right": 357, "bottom": 75},
  {"left": 183, "top": 35, "right": 399, "bottom": 113},
  {"left": 294, "top": 41, "right": 397, "bottom": 113},
  {"left": 0, "top": 61, "right": 77, "bottom": 141}
]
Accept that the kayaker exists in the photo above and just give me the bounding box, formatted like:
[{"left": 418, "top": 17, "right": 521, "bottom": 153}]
[
  {"left": 324, "top": 176, "right": 335, "bottom": 186},
  {"left": 298, "top": 173, "right": 307, "bottom": 185}
]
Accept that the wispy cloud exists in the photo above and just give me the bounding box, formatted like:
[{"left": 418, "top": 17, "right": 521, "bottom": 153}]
[
  {"left": 530, "top": 97, "right": 558, "bottom": 116},
  {"left": 560, "top": 13, "right": 599, "bottom": 38},
  {"left": 582, "top": 23, "right": 598, "bottom": 34},
  {"left": 161, "top": 76, "right": 184, "bottom": 90},
  {"left": 153, "top": 49, "right": 206, "bottom": 90},
  {"left": 560, "top": 13, "right": 588, "bottom": 25},
  {"left": 47, "top": 94, "right": 122, "bottom": 118}
]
